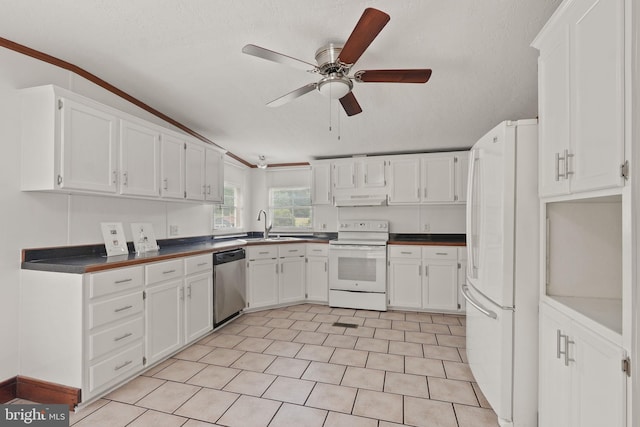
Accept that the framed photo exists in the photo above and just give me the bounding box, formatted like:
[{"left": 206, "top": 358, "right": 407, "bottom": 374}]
[
  {"left": 131, "top": 222, "right": 159, "bottom": 254},
  {"left": 100, "top": 222, "right": 129, "bottom": 257}
]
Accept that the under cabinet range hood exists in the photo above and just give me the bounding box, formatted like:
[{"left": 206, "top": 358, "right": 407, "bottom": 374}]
[{"left": 334, "top": 195, "right": 388, "bottom": 207}]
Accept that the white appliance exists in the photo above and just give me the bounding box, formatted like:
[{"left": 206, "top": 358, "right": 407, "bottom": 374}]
[
  {"left": 329, "top": 220, "right": 389, "bottom": 311},
  {"left": 463, "top": 120, "right": 539, "bottom": 427}
]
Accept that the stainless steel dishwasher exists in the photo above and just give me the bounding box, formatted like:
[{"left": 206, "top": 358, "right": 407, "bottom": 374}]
[{"left": 213, "top": 248, "right": 246, "bottom": 327}]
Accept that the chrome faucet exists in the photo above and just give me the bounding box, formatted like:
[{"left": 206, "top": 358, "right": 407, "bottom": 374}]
[{"left": 257, "top": 209, "right": 272, "bottom": 239}]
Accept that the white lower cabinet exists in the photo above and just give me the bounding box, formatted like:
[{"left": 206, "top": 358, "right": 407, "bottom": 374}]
[
  {"left": 145, "top": 279, "right": 184, "bottom": 365},
  {"left": 306, "top": 243, "right": 328, "bottom": 303},
  {"left": 247, "top": 244, "right": 307, "bottom": 309},
  {"left": 184, "top": 272, "right": 213, "bottom": 344},
  {"left": 388, "top": 245, "right": 461, "bottom": 312},
  {"left": 539, "top": 302, "right": 627, "bottom": 427}
]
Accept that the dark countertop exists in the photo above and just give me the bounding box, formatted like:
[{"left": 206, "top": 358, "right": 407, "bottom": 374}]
[{"left": 22, "top": 233, "right": 465, "bottom": 274}]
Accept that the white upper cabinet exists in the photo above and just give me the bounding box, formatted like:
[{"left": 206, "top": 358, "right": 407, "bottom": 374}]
[
  {"left": 388, "top": 152, "right": 468, "bottom": 205},
  {"left": 204, "top": 146, "right": 224, "bottom": 203},
  {"left": 388, "top": 157, "right": 421, "bottom": 205},
  {"left": 311, "top": 162, "right": 332, "bottom": 205},
  {"left": 20, "top": 85, "right": 223, "bottom": 203},
  {"left": 421, "top": 154, "right": 455, "bottom": 203},
  {"left": 533, "top": 0, "right": 625, "bottom": 197},
  {"left": 333, "top": 160, "right": 357, "bottom": 190},
  {"left": 21, "top": 86, "right": 119, "bottom": 194},
  {"left": 160, "top": 133, "right": 186, "bottom": 200},
  {"left": 119, "top": 119, "right": 160, "bottom": 197},
  {"left": 360, "top": 158, "right": 386, "bottom": 188}
]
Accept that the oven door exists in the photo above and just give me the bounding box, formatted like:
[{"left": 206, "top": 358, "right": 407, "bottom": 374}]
[{"left": 329, "top": 245, "right": 387, "bottom": 293}]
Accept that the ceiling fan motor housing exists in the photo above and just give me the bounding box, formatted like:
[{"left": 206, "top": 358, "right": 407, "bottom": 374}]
[{"left": 315, "top": 43, "right": 349, "bottom": 74}]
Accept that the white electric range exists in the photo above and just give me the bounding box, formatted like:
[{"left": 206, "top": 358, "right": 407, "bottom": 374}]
[{"left": 328, "top": 220, "right": 389, "bottom": 311}]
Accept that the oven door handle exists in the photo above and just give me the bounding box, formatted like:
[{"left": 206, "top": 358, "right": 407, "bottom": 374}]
[{"left": 329, "top": 245, "right": 386, "bottom": 251}]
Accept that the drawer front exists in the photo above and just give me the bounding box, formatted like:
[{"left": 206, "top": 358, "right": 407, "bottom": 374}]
[
  {"left": 185, "top": 254, "right": 213, "bottom": 275},
  {"left": 88, "top": 341, "right": 143, "bottom": 394},
  {"left": 457, "top": 246, "right": 467, "bottom": 261},
  {"left": 389, "top": 246, "right": 421, "bottom": 259},
  {"left": 422, "top": 247, "right": 457, "bottom": 260},
  {"left": 247, "top": 245, "right": 278, "bottom": 260},
  {"left": 279, "top": 243, "right": 306, "bottom": 258},
  {"left": 90, "top": 266, "right": 143, "bottom": 299},
  {"left": 306, "top": 243, "right": 329, "bottom": 257},
  {"left": 89, "top": 292, "right": 143, "bottom": 329},
  {"left": 146, "top": 259, "right": 184, "bottom": 285},
  {"left": 88, "top": 315, "right": 144, "bottom": 361}
]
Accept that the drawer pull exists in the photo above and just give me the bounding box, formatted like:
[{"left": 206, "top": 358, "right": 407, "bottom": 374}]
[
  {"left": 114, "top": 305, "right": 133, "bottom": 313},
  {"left": 436, "top": 252, "right": 448, "bottom": 255},
  {"left": 162, "top": 269, "right": 176, "bottom": 274},
  {"left": 114, "top": 278, "right": 133, "bottom": 284},
  {"left": 196, "top": 262, "right": 208, "bottom": 267},
  {"left": 114, "top": 360, "right": 132, "bottom": 371},
  {"left": 400, "top": 251, "right": 413, "bottom": 255},
  {"left": 288, "top": 249, "right": 298, "bottom": 252},
  {"left": 259, "top": 251, "right": 270, "bottom": 255},
  {"left": 114, "top": 332, "right": 133, "bottom": 342},
  {"left": 312, "top": 249, "right": 322, "bottom": 252}
]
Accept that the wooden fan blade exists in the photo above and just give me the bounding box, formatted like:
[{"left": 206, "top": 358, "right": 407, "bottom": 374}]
[
  {"left": 242, "top": 44, "right": 317, "bottom": 71},
  {"left": 355, "top": 69, "right": 433, "bottom": 83},
  {"left": 337, "top": 8, "right": 390, "bottom": 66},
  {"left": 339, "top": 92, "right": 363, "bottom": 116},
  {"left": 267, "top": 83, "right": 318, "bottom": 107}
]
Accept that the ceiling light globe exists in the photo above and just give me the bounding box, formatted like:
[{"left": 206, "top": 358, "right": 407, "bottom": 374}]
[{"left": 317, "top": 74, "right": 353, "bottom": 99}]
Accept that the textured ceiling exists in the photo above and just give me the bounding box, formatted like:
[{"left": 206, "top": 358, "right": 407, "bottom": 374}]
[{"left": 1, "top": 0, "right": 561, "bottom": 165}]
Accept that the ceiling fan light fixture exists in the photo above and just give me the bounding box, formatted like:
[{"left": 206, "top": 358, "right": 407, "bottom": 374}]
[{"left": 317, "top": 74, "right": 353, "bottom": 99}]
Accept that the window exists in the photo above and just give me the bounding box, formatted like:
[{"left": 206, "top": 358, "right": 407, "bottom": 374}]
[
  {"left": 269, "top": 187, "right": 312, "bottom": 230},
  {"left": 214, "top": 183, "right": 242, "bottom": 230}
]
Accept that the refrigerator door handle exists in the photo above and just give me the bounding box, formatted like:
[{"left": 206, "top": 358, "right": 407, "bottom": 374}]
[
  {"left": 466, "top": 152, "right": 479, "bottom": 279},
  {"left": 461, "top": 284, "right": 497, "bottom": 319}
]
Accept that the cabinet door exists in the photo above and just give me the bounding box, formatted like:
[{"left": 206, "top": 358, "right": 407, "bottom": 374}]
[
  {"left": 306, "top": 257, "right": 328, "bottom": 302},
  {"left": 361, "top": 158, "right": 386, "bottom": 188},
  {"left": 538, "top": 304, "right": 572, "bottom": 427},
  {"left": 145, "top": 280, "right": 183, "bottom": 364},
  {"left": 247, "top": 259, "right": 279, "bottom": 309},
  {"left": 571, "top": 322, "right": 626, "bottom": 427},
  {"left": 423, "top": 260, "right": 458, "bottom": 310},
  {"left": 569, "top": 0, "right": 625, "bottom": 193},
  {"left": 279, "top": 257, "right": 305, "bottom": 304},
  {"left": 537, "top": 27, "right": 571, "bottom": 197},
  {"left": 119, "top": 119, "right": 160, "bottom": 197},
  {"left": 184, "top": 272, "right": 213, "bottom": 343},
  {"left": 333, "top": 161, "right": 356, "bottom": 190},
  {"left": 311, "top": 163, "right": 332, "bottom": 205},
  {"left": 160, "top": 134, "right": 185, "bottom": 200},
  {"left": 59, "top": 97, "right": 118, "bottom": 193},
  {"left": 204, "top": 147, "right": 224, "bottom": 202},
  {"left": 389, "top": 258, "right": 422, "bottom": 308},
  {"left": 185, "top": 143, "right": 205, "bottom": 200},
  {"left": 421, "top": 155, "right": 455, "bottom": 203},
  {"left": 454, "top": 152, "right": 469, "bottom": 203},
  {"left": 388, "top": 157, "right": 421, "bottom": 205}
]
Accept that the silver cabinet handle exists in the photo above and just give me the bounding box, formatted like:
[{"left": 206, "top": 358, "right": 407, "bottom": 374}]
[
  {"left": 197, "top": 262, "right": 208, "bottom": 267},
  {"left": 557, "top": 330, "right": 575, "bottom": 366},
  {"left": 288, "top": 249, "right": 298, "bottom": 253},
  {"left": 275, "top": 263, "right": 278, "bottom": 274},
  {"left": 555, "top": 152, "right": 562, "bottom": 181},
  {"left": 112, "top": 170, "right": 118, "bottom": 184},
  {"left": 461, "top": 284, "right": 497, "bottom": 319},
  {"left": 163, "top": 178, "right": 168, "bottom": 190},
  {"left": 163, "top": 269, "right": 176, "bottom": 275},
  {"left": 401, "top": 251, "right": 413, "bottom": 255},
  {"left": 564, "top": 149, "right": 574, "bottom": 178},
  {"left": 114, "top": 305, "right": 133, "bottom": 313},
  {"left": 418, "top": 265, "right": 421, "bottom": 276},
  {"left": 114, "top": 360, "right": 132, "bottom": 371},
  {"left": 180, "top": 287, "right": 184, "bottom": 300},
  {"left": 207, "top": 185, "right": 211, "bottom": 195},
  {"left": 123, "top": 172, "right": 128, "bottom": 186},
  {"left": 324, "top": 262, "right": 327, "bottom": 272},
  {"left": 259, "top": 251, "right": 270, "bottom": 255},
  {"left": 556, "top": 329, "right": 563, "bottom": 359},
  {"left": 114, "top": 278, "right": 133, "bottom": 284},
  {"left": 435, "top": 252, "right": 448, "bottom": 256},
  {"left": 114, "top": 332, "right": 133, "bottom": 342},
  {"left": 187, "top": 285, "right": 192, "bottom": 298}
]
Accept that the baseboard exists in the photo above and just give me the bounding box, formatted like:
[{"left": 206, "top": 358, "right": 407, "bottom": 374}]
[
  {"left": 15, "top": 376, "right": 81, "bottom": 410},
  {"left": 0, "top": 376, "right": 17, "bottom": 403}
]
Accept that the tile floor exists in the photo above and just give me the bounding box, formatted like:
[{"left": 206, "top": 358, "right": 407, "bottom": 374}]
[{"left": 14, "top": 304, "right": 499, "bottom": 427}]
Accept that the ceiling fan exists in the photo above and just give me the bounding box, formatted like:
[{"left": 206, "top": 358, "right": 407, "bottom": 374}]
[{"left": 242, "top": 8, "right": 432, "bottom": 116}]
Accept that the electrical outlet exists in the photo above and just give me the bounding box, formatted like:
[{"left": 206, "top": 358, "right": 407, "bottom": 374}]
[
  {"left": 169, "top": 225, "right": 179, "bottom": 236},
  {"left": 321, "top": 223, "right": 327, "bottom": 230},
  {"left": 423, "top": 223, "right": 430, "bottom": 232}
]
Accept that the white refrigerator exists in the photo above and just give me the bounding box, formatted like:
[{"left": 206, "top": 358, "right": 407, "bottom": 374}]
[{"left": 463, "top": 119, "right": 539, "bottom": 427}]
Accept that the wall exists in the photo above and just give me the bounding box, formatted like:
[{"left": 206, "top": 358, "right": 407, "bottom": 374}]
[{"left": 0, "top": 48, "right": 231, "bottom": 383}]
